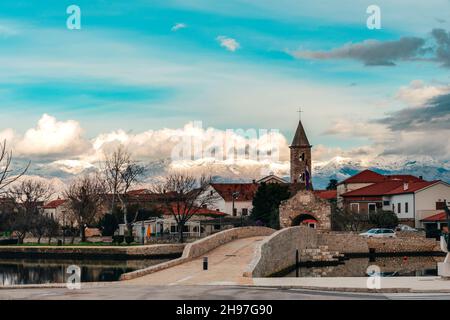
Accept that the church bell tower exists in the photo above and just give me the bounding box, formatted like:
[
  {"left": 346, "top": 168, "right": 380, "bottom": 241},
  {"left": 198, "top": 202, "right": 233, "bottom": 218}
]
[{"left": 290, "top": 119, "right": 312, "bottom": 189}]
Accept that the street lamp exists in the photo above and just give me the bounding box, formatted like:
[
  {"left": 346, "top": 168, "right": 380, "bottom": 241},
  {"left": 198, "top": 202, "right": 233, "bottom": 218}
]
[
  {"left": 444, "top": 200, "right": 450, "bottom": 251},
  {"left": 62, "top": 210, "right": 66, "bottom": 245},
  {"left": 231, "top": 191, "right": 239, "bottom": 217}
]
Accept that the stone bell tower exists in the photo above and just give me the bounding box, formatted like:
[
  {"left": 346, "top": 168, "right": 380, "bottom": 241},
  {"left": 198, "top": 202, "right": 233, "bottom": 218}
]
[{"left": 290, "top": 119, "right": 312, "bottom": 189}]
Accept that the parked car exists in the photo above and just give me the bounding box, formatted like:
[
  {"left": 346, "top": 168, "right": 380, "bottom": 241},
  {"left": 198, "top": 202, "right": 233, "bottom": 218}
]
[
  {"left": 359, "top": 228, "right": 396, "bottom": 238},
  {"left": 396, "top": 224, "right": 418, "bottom": 232}
]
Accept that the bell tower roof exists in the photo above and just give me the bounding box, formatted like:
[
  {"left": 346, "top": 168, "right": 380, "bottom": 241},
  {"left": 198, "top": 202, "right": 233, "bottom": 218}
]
[{"left": 291, "top": 120, "right": 311, "bottom": 147}]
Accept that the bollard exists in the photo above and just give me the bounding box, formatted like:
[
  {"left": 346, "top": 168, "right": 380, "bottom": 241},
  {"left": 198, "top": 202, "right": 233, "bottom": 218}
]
[
  {"left": 203, "top": 257, "right": 208, "bottom": 270},
  {"left": 295, "top": 249, "right": 299, "bottom": 278}
]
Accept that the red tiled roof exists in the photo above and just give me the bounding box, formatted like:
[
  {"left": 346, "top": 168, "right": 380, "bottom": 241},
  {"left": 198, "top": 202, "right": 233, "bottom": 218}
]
[
  {"left": 421, "top": 212, "right": 447, "bottom": 222},
  {"left": 341, "top": 180, "right": 405, "bottom": 197},
  {"left": 161, "top": 203, "right": 227, "bottom": 217},
  {"left": 314, "top": 190, "right": 337, "bottom": 200},
  {"left": 384, "top": 181, "right": 438, "bottom": 195},
  {"left": 338, "top": 170, "right": 426, "bottom": 186},
  {"left": 210, "top": 183, "right": 258, "bottom": 202},
  {"left": 386, "top": 175, "right": 425, "bottom": 182},
  {"left": 338, "top": 170, "right": 385, "bottom": 185},
  {"left": 42, "top": 199, "right": 67, "bottom": 209},
  {"left": 127, "top": 189, "right": 149, "bottom": 195}
]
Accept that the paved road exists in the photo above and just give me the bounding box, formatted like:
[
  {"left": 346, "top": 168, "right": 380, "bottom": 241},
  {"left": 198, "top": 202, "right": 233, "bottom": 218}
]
[
  {"left": 2, "top": 285, "right": 450, "bottom": 300},
  {"left": 126, "top": 236, "right": 265, "bottom": 286}
]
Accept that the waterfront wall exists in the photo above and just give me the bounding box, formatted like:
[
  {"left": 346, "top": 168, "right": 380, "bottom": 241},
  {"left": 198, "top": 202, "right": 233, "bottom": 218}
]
[
  {"left": 318, "top": 231, "right": 440, "bottom": 255},
  {"left": 244, "top": 226, "right": 318, "bottom": 278},
  {"left": 318, "top": 232, "right": 369, "bottom": 254},
  {"left": 245, "top": 227, "right": 441, "bottom": 278},
  {"left": 0, "top": 244, "right": 185, "bottom": 260},
  {"left": 120, "top": 226, "right": 276, "bottom": 280}
]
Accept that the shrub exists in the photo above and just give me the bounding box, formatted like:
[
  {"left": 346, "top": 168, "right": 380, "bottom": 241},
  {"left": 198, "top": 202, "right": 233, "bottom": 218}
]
[{"left": 369, "top": 210, "right": 398, "bottom": 229}]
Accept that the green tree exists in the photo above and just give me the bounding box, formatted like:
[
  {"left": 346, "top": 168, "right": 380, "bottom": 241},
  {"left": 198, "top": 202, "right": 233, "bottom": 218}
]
[
  {"left": 369, "top": 210, "right": 399, "bottom": 229},
  {"left": 326, "top": 179, "right": 338, "bottom": 190},
  {"left": 250, "top": 183, "right": 291, "bottom": 229}
]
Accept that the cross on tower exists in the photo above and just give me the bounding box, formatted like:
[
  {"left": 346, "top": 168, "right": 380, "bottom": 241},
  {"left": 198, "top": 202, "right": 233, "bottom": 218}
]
[{"left": 297, "top": 107, "right": 303, "bottom": 121}]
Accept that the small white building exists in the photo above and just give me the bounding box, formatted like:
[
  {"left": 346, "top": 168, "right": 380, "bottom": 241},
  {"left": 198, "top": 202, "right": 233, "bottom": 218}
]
[
  {"left": 382, "top": 180, "right": 450, "bottom": 228},
  {"left": 201, "top": 183, "right": 259, "bottom": 217},
  {"left": 41, "top": 199, "right": 70, "bottom": 225}
]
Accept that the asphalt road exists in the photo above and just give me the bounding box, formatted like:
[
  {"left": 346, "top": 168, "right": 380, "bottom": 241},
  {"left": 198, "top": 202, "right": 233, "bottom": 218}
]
[{"left": 1, "top": 285, "right": 450, "bottom": 300}]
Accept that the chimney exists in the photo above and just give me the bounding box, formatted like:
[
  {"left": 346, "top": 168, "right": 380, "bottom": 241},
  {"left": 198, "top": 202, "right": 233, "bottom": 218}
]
[{"left": 403, "top": 182, "right": 409, "bottom": 191}]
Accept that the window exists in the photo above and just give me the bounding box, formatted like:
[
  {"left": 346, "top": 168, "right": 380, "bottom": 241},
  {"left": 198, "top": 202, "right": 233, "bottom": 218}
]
[
  {"left": 170, "top": 226, "right": 177, "bottom": 233},
  {"left": 405, "top": 202, "right": 409, "bottom": 213},
  {"left": 398, "top": 203, "right": 401, "bottom": 214},
  {"left": 233, "top": 208, "right": 237, "bottom": 216},
  {"left": 350, "top": 203, "right": 359, "bottom": 213},
  {"left": 436, "top": 201, "right": 447, "bottom": 210},
  {"left": 383, "top": 200, "right": 390, "bottom": 206},
  {"left": 368, "top": 203, "right": 377, "bottom": 213},
  {"left": 214, "top": 224, "right": 221, "bottom": 230},
  {"left": 242, "top": 208, "right": 248, "bottom": 216},
  {"left": 392, "top": 204, "right": 395, "bottom": 212}
]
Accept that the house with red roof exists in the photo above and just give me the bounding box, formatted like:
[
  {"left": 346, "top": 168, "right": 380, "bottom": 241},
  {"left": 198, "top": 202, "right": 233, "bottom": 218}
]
[
  {"left": 42, "top": 198, "right": 69, "bottom": 225},
  {"left": 202, "top": 183, "right": 259, "bottom": 217},
  {"left": 339, "top": 170, "right": 450, "bottom": 228}
]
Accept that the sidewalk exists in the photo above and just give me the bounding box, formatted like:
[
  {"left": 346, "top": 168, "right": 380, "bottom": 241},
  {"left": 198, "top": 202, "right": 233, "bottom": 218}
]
[{"left": 252, "top": 276, "right": 450, "bottom": 293}]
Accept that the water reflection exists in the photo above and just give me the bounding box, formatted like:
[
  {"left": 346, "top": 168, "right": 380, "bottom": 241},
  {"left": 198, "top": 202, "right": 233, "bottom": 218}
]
[
  {"left": 281, "top": 256, "right": 445, "bottom": 277},
  {"left": 0, "top": 258, "right": 170, "bottom": 285}
]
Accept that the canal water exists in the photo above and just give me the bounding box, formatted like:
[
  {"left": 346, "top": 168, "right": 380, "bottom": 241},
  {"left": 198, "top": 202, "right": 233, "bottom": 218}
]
[
  {"left": 280, "top": 256, "right": 445, "bottom": 277},
  {"left": 0, "top": 258, "right": 170, "bottom": 285}
]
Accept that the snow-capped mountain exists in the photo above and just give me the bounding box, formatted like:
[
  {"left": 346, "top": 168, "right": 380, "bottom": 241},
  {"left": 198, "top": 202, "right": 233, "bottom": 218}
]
[
  {"left": 312, "top": 156, "right": 450, "bottom": 189},
  {"left": 15, "top": 155, "right": 450, "bottom": 192}
]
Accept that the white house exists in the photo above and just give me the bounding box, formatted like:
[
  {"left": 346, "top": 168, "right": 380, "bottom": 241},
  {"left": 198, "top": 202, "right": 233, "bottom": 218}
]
[
  {"left": 41, "top": 199, "right": 70, "bottom": 225},
  {"left": 382, "top": 180, "right": 450, "bottom": 228},
  {"left": 201, "top": 183, "right": 259, "bottom": 217}
]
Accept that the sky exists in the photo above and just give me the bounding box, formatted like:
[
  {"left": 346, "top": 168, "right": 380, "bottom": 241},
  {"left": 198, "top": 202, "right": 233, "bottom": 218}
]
[{"left": 0, "top": 0, "right": 449, "bottom": 182}]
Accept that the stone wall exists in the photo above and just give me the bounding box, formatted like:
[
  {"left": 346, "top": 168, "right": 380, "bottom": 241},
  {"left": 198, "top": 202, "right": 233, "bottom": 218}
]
[
  {"left": 0, "top": 244, "right": 185, "bottom": 260},
  {"left": 279, "top": 190, "right": 331, "bottom": 229},
  {"left": 318, "top": 232, "right": 369, "bottom": 254},
  {"left": 317, "top": 231, "right": 439, "bottom": 255},
  {"left": 245, "top": 228, "right": 441, "bottom": 278},
  {"left": 120, "top": 226, "right": 275, "bottom": 280},
  {"left": 244, "top": 226, "right": 318, "bottom": 277},
  {"left": 367, "top": 237, "right": 439, "bottom": 253},
  {"left": 181, "top": 226, "right": 275, "bottom": 260}
]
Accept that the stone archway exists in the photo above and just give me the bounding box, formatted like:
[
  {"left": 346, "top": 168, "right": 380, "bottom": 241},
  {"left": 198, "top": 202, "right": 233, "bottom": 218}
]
[
  {"left": 291, "top": 214, "right": 318, "bottom": 228},
  {"left": 279, "top": 190, "right": 331, "bottom": 230}
]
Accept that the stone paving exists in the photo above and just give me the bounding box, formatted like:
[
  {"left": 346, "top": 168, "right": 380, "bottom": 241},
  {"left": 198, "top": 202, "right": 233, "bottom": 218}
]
[{"left": 124, "top": 236, "right": 266, "bottom": 286}]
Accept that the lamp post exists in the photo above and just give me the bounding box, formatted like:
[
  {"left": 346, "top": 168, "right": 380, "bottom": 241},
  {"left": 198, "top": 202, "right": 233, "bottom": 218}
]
[
  {"left": 231, "top": 191, "right": 239, "bottom": 217},
  {"left": 62, "top": 210, "right": 66, "bottom": 245},
  {"left": 445, "top": 200, "right": 450, "bottom": 251}
]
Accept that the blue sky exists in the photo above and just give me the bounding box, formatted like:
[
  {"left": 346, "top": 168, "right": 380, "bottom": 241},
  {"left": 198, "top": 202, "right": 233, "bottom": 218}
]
[{"left": 0, "top": 0, "right": 449, "bottom": 175}]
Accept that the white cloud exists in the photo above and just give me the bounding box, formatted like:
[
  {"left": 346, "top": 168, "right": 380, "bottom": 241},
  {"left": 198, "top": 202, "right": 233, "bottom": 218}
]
[
  {"left": 171, "top": 23, "right": 187, "bottom": 32},
  {"left": 16, "top": 114, "right": 89, "bottom": 157},
  {"left": 395, "top": 80, "right": 450, "bottom": 107},
  {"left": 216, "top": 36, "right": 240, "bottom": 52}
]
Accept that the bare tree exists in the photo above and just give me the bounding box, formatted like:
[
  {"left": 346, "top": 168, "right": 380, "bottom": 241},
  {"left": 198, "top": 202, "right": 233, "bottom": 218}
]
[
  {"left": 151, "top": 174, "right": 219, "bottom": 243},
  {"left": 0, "top": 140, "right": 29, "bottom": 194},
  {"left": 8, "top": 179, "right": 54, "bottom": 243},
  {"left": 64, "top": 174, "right": 106, "bottom": 242},
  {"left": 103, "top": 146, "right": 145, "bottom": 236}
]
